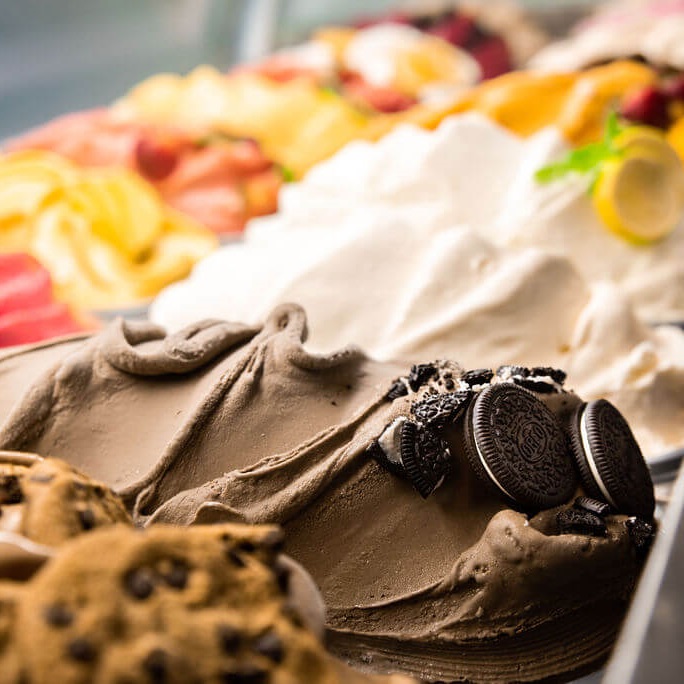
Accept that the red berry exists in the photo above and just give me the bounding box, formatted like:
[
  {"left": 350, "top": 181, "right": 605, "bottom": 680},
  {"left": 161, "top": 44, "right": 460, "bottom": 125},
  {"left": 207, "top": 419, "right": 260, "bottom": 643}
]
[
  {"left": 134, "top": 138, "right": 179, "bottom": 181},
  {"left": 470, "top": 36, "right": 512, "bottom": 80},
  {"left": 620, "top": 87, "right": 671, "bottom": 129},
  {"left": 662, "top": 75, "right": 684, "bottom": 102},
  {"left": 427, "top": 16, "right": 476, "bottom": 47}
]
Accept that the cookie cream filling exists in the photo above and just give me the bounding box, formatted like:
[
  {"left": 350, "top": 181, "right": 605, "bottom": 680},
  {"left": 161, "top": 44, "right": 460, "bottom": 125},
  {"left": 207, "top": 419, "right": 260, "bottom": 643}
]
[
  {"left": 471, "top": 427, "right": 515, "bottom": 502},
  {"left": 580, "top": 406, "right": 619, "bottom": 509}
]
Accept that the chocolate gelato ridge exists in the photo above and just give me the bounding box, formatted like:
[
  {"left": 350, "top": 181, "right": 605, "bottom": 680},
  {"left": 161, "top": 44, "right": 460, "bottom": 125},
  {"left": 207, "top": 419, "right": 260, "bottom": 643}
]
[{"left": 0, "top": 306, "right": 655, "bottom": 682}]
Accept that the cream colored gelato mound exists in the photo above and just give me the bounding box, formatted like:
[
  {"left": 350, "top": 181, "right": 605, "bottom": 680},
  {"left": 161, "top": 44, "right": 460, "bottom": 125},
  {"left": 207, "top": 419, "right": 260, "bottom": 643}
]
[
  {"left": 529, "top": 0, "right": 684, "bottom": 72},
  {"left": 151, "top": 114, "right": 684, "bottom": 457}
]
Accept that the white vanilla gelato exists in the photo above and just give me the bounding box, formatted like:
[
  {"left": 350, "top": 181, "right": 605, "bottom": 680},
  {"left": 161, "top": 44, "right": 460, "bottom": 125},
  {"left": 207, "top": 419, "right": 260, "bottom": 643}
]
[
  {"left": 151, "top": 114, "right": 684, "bottom": 457},
  {"left": 529, "top": 0, "right": 684, "bottom": 71}
]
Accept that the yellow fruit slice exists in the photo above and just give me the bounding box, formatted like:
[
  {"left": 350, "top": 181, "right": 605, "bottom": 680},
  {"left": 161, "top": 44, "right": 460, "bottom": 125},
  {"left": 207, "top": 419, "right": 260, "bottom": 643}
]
[
  {"left": 593, "top": 131, "right": 684, "bottom": 244},
  {"left": 394, "top": 36, "right": 479, "bottom": 96},
  {"left": 51, "top": 170, "right": 164, "bottom": 261}
]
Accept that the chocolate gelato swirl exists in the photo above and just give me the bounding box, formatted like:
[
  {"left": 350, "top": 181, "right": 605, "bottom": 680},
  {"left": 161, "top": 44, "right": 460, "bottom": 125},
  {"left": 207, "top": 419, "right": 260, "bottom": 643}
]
[{"left": 0, "top": 305, "right": 652, "bottom": 682}]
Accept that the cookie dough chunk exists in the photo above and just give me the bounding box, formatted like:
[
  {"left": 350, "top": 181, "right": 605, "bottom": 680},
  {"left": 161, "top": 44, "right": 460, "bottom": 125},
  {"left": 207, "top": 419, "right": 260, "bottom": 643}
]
[
  {"left": 13, "top": 523, "right": 414, "bottom": 684},
  {"left": 0, "top": 452, "right": 131, "bottom": 547}
]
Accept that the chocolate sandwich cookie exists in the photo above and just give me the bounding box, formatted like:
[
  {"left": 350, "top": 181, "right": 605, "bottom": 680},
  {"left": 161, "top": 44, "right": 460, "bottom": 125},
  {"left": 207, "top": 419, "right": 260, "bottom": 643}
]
[
  {"left": 400, "top": 422, "right": 452, "bottom": 498},
  {"left": 410, "top": 390, "right": 472, "bottom": 430},
  {"left": 463, "top": 383, "right": 577, "bottom": 510},
  {"left": 569, "top": 400, "right": 655, "bottom": 520},
  {"left": 0, "top": 453, "right": 131, "bottom": 547}
]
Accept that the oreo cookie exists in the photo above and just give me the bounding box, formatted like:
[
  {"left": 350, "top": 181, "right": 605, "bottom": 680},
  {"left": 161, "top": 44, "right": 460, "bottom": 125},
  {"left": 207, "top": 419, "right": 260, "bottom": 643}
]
[
  {"left": 557, "top": 507, "right": 607, "bottom": 537},
  {"left": 407, "top": 364, "right": 437, "bottom": 392},
  {"left": 410, "top": 391, "right": 472, "bottom": 430},
  {"left": 530, "top": 367, "right": 567, "bottom": 385},
  {"left": 626, "top": 517, "right": 656, "bottom": 558},
  {"left": 496, "top": 365, "right": 529, "bottom": 379},
  {"left": 400, "top": 421, "right": 452, "bottom": 499},
  {"left": 569, "top": 400, "right": 654, "bottom": 520},
  {"left": 463, "top": 383, "right": 577, "bottom": 511},
  {"left": 386, "top": 379, "right": 409, "bottom": 401},
  {"left": 461, "top": 368, "right": 494, "bottom": 387},
  {"left": 574, "top": 496, "right": 612, "bottom": 518},
  {"left": 514, "top": 378, "right": 556, "bottom": 394}
]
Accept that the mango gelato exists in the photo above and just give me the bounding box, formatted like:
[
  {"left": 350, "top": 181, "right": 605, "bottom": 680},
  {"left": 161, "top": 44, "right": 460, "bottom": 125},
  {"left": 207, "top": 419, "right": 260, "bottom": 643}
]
[{"left": 0, "top": 151, "right": 217, "bottom": 310}]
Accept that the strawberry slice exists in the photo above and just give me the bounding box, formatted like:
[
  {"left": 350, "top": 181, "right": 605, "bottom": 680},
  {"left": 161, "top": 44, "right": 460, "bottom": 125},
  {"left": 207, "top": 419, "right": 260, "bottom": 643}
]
[
  {"left": 0, "top": 302, "right": 87, "bottom": 347},
  {"left": 0, "top": 254, "right": 53, "bottom": 313}
]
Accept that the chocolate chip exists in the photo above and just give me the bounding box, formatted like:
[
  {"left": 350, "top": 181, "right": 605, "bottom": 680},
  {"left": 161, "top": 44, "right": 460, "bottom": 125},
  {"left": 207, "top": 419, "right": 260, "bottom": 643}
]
[
  {"left": 626, "top": 517, "right": 656, "bottom": 558},
  {"left": 227, "top": 549, "right": 246, "bottom": 568},
  {"left": 237, "top": 540, "right": 256, "bottom": 553},
  {"left": 124, "top": 568, "right": 155, "bottom": 599},
  {"left": 557, "top": 508, "right": 607, "bottom": 537},
  {"left": 43, "top": 603, "right": 73, "bottom": 628},
  {"left": 221, "top": 666, "right": 269, "bottom": 684},
  {"left": 218, "top": 625, "right": 241, "bottom": 654},
  {"left": 67, "top": 637, "right": 96, "bottom": 662},
  {"left": 408, "top": 363, "right": 437, "bottom": 392},
  {"left": 462, "top": 368, "right": 494, "bottom": 386},
  {"left": 163, "top": 560, "right": 188, "bottom": 590},
  {"left": 78, "top": 509, "right": 96, "bottom": 531},
  {"left": 0, "top": 475, "right": 23, "bottom": 504},
  {"left": 253, "top": 630, "right": 284, "bottom": 664},
  {"left": 574, "top": 496, "right": 612, "bottom": 517},
  {"left": 143, "top": 648, "right": 168, "bottom": 684},
  {"left": 530, "top": 366, "right": 567, "bottom": 384},
  {"left": 273, "top": 559, "right": 290, "bottom": 594},
  {"left": 386, "top": 379, "right": 408, "bottom": 401}
]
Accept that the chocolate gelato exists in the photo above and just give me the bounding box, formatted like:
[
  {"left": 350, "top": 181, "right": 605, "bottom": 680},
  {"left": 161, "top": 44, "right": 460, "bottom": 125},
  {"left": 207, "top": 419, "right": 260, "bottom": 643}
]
[{"left": 0, "top": 307, "right": 655, "bottom": 682}]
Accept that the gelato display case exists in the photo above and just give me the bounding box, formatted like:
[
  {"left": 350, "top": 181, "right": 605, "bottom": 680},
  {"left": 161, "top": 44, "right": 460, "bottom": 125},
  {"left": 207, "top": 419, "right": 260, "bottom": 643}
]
[{"left": 1, "top": 2, "right": 684, "bottom": 683}]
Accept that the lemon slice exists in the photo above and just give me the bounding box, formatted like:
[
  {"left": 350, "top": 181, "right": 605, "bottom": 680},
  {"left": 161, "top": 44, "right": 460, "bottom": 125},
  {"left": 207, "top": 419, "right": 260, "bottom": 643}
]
[{"left": 593, "top": 129, "right": 684, "bottom": 244}]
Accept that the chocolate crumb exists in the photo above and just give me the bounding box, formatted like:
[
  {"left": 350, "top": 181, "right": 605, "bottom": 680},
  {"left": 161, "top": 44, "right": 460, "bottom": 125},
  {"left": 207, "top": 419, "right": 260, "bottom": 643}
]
[
  {"left": 531, "top": 366, "right": 567, "bottom": 384},
  {"left": 462, "top": 368, "right": 494, "bottom": 386},
  {"left": 574, "top": 497, "right": 612, "bottom": 517},
  {"left": 386, "top": 379, "right": 408, "bottom": 401},
  {"left": 626, "top": 517, "right": 656, "bottom": 558},
  {"left": 408, "top": 363, "right": 437, "bottom": 392},
  {"left": 557, "top": 508, "right": 607, "bottom": 537}
]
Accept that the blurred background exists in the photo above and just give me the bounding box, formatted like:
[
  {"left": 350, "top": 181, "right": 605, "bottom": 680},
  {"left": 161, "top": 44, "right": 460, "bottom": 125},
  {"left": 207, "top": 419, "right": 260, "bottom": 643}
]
[{"left": 0, "top": 0, "right": 599, "bottom": 140}]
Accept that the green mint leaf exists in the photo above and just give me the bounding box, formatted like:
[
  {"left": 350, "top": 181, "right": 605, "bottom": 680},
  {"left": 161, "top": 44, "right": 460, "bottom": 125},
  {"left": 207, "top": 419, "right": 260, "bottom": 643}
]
[
  {"left": 278, "top": 165, "right": 295, "bottom": 182},
  {"left": 535, "top": 142, "right": 610, "bottom": 183},
  {"left": 535, "top": 113, "right": 628, "bottom": 185}
]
